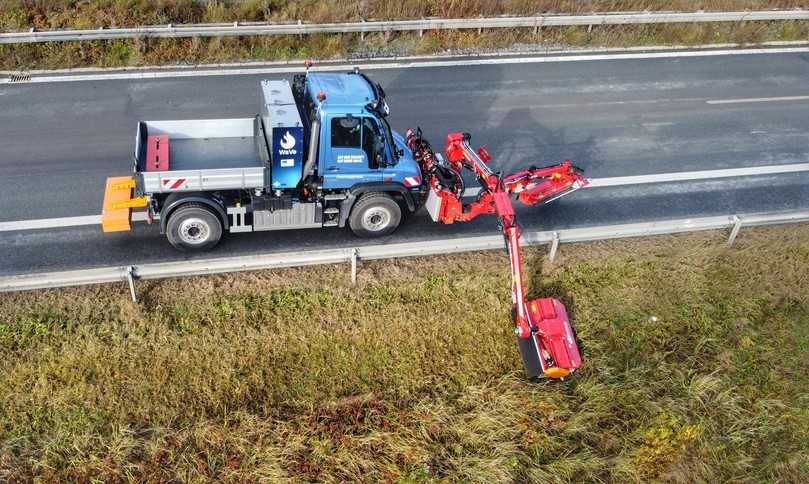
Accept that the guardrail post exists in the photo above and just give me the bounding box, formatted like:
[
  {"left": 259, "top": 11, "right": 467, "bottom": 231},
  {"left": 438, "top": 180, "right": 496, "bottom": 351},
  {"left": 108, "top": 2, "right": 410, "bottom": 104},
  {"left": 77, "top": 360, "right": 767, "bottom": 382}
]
[
  {"left": 419, "top": 17, "right": 424, "bottom": 37},
  {"left": 727, "top": 215, "right": 742, "bottom": 246},
  {"left": 360, "top": 19, "right": 366, "bottom": 40},
  {"left": 548, "top": 231, "right": 560, "bottom": 263},
  {"left": 126, "top": 265, "right": 138, "bottom": 303},
  {"left": 350, "top": 248, "right": 358, "bottom": 285}
]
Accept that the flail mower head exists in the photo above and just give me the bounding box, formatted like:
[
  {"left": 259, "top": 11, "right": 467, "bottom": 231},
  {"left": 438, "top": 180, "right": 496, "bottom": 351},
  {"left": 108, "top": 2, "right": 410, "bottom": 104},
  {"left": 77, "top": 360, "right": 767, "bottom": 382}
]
[{"left": 516, "top": 298, "right": 582, "bottom": 379}]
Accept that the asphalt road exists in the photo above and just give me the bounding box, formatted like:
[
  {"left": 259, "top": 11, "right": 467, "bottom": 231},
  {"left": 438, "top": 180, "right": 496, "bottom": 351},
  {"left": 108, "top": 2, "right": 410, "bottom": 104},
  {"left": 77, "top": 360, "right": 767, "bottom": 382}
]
[{"left": 1, "top": 48, "right": 808, "bottom": 276}]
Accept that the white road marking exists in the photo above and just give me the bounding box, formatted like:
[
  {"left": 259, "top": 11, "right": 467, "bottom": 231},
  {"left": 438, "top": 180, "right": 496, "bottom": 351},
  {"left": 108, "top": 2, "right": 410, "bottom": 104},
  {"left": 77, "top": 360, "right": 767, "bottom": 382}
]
[
  {"left": 459, "top": 162, "right": 809, "bottom": 196},
  {"left": 488, "top": 98, "right": 703, "bottom": 111},
  {"left": 4, "top": 40, "right": 806, "bottom": 76},
  {"left": 0, "top": 212, "right": 147, "bottom": 232},
  {"left": 3, "top": 162, "right": 809, "bottom": 233},
  {"left": 642, "top": 122, "right": 676, "bottom": 128},
  {"left": 3, "top": 46, "right": 809, "bottom": 84},
  {"left": 587, "top": 162, "right": 809, "bottom": 187},
  {"left": 0, "top": 215, "right": 101, "bottom": 231},
  {"left": 706, "top": 95, "right": 809, "bottom": 105}
]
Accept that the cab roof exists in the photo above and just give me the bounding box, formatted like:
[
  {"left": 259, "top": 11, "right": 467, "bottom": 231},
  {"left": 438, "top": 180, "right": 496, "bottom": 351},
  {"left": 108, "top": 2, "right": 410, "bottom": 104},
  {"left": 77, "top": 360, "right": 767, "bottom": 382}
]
[{"left": 306, "top": 72, "right": 376, "bottom": 115}]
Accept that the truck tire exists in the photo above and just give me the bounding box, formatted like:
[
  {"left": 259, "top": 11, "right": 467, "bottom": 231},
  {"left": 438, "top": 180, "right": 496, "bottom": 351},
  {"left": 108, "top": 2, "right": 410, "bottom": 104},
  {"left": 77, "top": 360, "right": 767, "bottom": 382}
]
[
  {"left": 166, "top": 203, "right": 223, "bottom": 251},
  {"left": 349, "top": 192, "right": 402, "bottom": 238}
]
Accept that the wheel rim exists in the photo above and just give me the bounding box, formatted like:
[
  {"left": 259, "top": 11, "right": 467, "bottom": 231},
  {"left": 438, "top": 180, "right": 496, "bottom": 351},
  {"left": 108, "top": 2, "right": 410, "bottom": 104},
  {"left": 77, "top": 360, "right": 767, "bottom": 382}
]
[
  {"left": 178, "top": 217, "right": 211, "bottom": 244},
  {"left": 362, "top": 206, "right": 391, "bottom": 232}
]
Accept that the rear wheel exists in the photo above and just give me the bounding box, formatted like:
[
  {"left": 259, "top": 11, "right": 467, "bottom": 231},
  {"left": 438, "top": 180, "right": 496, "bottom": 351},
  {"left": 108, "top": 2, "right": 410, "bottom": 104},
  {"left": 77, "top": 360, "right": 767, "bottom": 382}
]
[
  {"left": 349, "top": 193, "right": 402, "bottom": 238},
  {"left": 166, "top": 203, "right": 223, "bottom": 251}
]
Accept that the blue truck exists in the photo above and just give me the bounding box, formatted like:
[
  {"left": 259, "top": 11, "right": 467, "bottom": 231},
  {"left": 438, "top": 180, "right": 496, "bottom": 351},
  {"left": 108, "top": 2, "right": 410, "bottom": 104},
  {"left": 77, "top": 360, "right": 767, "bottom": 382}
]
[{"left": 102, "top": 68, "right": 424, "bottom": 250}]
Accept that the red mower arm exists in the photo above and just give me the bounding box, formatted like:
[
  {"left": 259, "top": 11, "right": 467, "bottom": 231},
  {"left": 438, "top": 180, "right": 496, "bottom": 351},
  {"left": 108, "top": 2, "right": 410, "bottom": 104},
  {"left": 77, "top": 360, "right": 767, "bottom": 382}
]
[{"left": 406, "top": 129, "right": 587, "bottom": 379}]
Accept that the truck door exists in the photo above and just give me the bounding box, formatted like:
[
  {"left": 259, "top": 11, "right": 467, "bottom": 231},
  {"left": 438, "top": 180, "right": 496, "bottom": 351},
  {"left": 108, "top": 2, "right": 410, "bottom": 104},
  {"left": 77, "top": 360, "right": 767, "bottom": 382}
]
[{"left": 322, "top": 116, "right": 384, "bottom": 189}]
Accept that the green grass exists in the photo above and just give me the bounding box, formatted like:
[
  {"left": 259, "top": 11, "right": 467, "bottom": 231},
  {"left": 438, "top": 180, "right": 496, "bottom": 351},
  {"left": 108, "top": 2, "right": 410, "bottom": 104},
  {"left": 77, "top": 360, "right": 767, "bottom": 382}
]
[
  {"left": 0, "top": 1, "right": 807, "bottom": 71},
  {"left": 1, "top": 225, "right": 808, "bottom": 481}
]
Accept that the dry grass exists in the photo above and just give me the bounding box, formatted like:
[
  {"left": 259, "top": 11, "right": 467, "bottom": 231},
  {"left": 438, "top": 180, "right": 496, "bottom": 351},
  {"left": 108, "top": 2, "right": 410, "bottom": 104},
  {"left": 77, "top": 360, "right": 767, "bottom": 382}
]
[
  {"left": 1, "top": 224, "right": 808, "bottom": 481},
  {"left": 2, "top": 1, "right": 807, "bottom": 28},
  {"left": 0, "top": 1, "right": 807, "bottom": 70}
]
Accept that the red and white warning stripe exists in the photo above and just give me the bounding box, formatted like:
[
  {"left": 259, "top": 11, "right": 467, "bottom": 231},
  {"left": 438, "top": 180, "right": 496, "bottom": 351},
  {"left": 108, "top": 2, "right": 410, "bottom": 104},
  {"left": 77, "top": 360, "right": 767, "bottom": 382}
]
[
  {"left": 403, "top": 176, "right": 421, "bottom": 187},
  {"left": 162, "top": 178, "right": 188, "bottom": 190}
]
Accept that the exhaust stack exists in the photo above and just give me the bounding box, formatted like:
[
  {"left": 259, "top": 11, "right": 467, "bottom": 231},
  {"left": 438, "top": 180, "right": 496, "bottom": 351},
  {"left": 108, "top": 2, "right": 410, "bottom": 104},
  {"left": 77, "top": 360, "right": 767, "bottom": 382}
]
[{"left": 302, "top": 117, "right": 320, "bottom": 181}]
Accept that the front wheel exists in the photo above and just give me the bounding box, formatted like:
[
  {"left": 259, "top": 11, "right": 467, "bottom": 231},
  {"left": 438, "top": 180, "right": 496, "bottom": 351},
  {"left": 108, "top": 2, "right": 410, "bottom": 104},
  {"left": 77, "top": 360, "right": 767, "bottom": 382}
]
[
  {"left": 349, "top": 193, "right": 402, "bottom": 238},
  {"left": 165, "top": 203, "right": 223, "bottom": 251}
]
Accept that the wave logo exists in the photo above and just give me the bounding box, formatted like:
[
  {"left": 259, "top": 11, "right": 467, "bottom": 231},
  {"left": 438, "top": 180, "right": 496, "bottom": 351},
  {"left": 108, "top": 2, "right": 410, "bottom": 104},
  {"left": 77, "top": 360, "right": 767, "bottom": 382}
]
[{"left": 280, "top": 131, "right": 296, "bottom": 150}]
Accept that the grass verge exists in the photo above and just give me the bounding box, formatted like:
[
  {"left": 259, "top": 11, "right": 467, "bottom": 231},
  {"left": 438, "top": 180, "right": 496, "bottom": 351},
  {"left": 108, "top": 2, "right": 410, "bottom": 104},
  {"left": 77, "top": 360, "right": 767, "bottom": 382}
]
[
  {"left": 1, "top": 224, "right": 808, "bottom": 481},
  {"left": 0, "top": 1, "right": 807, "bottom": 71}
]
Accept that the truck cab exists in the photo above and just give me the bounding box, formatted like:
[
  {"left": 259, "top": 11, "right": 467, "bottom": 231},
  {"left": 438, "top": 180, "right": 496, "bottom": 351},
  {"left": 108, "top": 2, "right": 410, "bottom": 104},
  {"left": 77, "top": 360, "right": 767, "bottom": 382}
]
[
  {"left": 103, "top": 69, "right": 424, "bottom": 251},
  {"left": 301, "top": 72, "right": 419, "bottom": 191}
]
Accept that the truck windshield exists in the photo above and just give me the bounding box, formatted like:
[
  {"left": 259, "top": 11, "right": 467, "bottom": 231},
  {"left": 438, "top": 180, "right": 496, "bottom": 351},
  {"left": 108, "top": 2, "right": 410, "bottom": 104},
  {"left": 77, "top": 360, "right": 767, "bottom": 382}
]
[
  {"left": 362, "top": 118, "right": 386, "bottom": 169},
  {"left": 379, "top": 116, "right": 397, "bottom": 163}
]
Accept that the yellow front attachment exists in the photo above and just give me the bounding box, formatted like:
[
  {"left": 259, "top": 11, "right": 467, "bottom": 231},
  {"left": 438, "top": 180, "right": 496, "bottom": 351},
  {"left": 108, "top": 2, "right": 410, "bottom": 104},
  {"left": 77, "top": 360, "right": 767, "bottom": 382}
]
[{"left": 102, "top": 176, "right": 141, "bottom": 232}]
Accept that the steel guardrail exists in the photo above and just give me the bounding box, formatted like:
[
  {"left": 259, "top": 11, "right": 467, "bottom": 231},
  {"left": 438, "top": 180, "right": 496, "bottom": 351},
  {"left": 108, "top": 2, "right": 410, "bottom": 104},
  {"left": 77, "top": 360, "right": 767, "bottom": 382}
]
[
  {"left": 1, "top": 209, "right": 808, "bottom": 294},
  {"left": 1, "top": 10, "right": 808, "bottom": 44}
]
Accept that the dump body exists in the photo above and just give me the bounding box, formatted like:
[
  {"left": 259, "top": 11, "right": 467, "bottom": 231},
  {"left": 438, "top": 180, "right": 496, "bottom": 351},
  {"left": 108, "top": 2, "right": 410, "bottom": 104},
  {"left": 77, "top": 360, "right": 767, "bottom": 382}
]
[{"left": 135, "top": 118, "right": 267, "bottom": 194}]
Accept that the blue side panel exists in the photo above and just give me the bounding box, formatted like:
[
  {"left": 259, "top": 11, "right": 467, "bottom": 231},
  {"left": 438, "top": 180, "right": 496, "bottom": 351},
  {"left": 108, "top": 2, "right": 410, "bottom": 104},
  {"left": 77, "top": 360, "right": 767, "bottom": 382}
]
[
  {"left": 321, "top": 147, "right": 376, "bottom": 190},
  {"left": 271, "top": 127, "right": 304, "bottom": 189},
  {"left": 332, "top": 147, "right": 367, "bottom": 166}
]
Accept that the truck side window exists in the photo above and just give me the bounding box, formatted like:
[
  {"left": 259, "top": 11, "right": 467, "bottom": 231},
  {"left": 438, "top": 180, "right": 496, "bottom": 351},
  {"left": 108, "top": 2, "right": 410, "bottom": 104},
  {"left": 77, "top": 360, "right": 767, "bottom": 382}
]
[
  {"left": 331, "top": 117, "right": 361, "bottom": 148},
  {"left": 362, "top": 117, "right": 385, "bottom": 169}
]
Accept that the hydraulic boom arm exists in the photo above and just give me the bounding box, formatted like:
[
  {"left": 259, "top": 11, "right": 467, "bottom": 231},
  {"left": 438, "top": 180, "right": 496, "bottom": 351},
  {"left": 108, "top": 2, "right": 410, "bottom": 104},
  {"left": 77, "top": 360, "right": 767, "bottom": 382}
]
[{"left": 406, "top": 129, "right": 587, "bottom": 379}]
